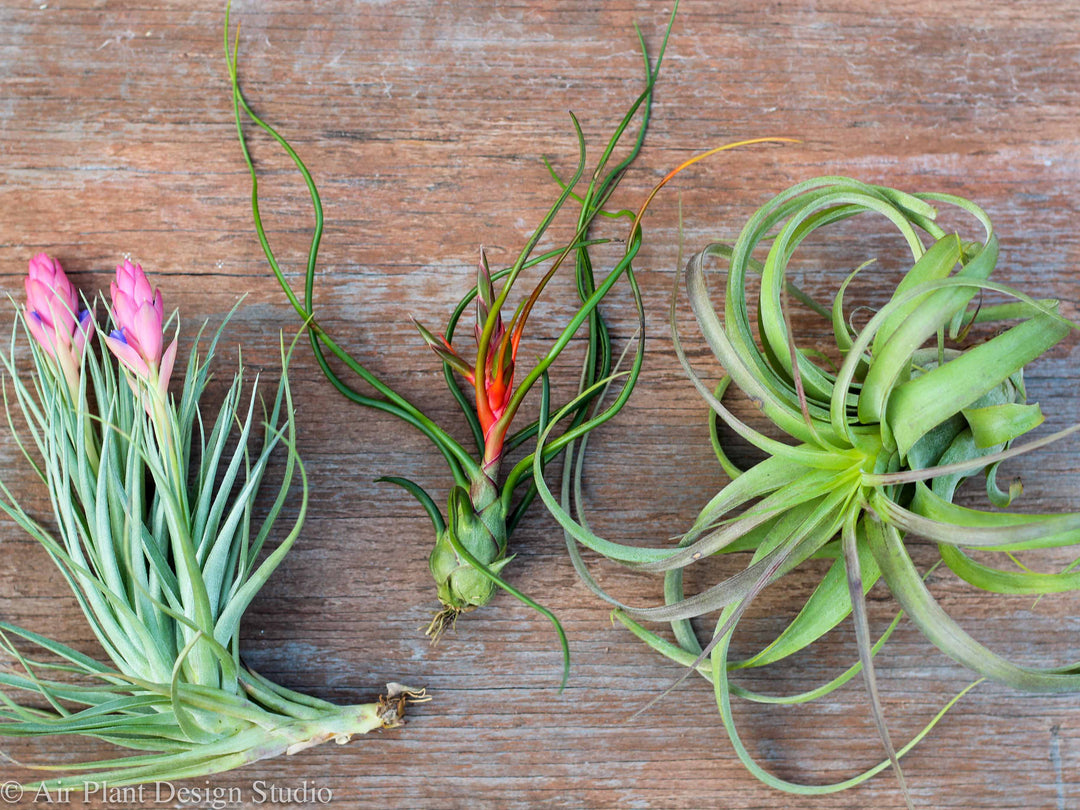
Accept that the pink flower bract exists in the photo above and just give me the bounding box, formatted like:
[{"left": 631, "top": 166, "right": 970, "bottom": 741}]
[
  {"left": 24, "top": 253, "right": 92, "bottom": 362},
  {"left": 104, "top": 259, "right": 177, "bottom": 398}
]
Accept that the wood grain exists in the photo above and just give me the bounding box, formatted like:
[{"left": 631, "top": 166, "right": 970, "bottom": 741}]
[{"left": 1, "top": 1, "right": 1079, "bottom": 808}]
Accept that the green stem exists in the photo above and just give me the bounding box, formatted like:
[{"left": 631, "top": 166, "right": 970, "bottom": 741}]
[{"left": 225, "top": 18, "right": 479, "bottom": 484}]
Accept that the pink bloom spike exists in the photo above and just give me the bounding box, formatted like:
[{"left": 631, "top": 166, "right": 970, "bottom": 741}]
[
  {"left": 106, "top": 259, "right": 176, "bottom": 398},
  {"left": 23, "top": 253, "right": 93, "bottom": 391}
]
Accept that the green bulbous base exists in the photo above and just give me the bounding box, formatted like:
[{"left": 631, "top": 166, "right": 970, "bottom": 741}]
[{"left": 426, "top": 481, "right": 512, "bottom": 639}]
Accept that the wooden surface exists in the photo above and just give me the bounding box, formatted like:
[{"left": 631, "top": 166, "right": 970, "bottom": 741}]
[{"left": 1, "top": 1, "right": 1079, "bottom": 808}]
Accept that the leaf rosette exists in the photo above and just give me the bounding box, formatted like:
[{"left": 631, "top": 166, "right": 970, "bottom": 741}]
[{"left": 537, "top": 176, "right": 1080, "bottom": 801}]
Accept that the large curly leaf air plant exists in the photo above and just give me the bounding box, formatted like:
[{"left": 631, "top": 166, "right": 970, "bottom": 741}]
[{"left": 538, "top": 176, "right": 1080, "bottom": 801}]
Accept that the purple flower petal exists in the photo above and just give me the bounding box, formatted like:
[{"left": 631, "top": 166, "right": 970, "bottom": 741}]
[{"left": 104, "top": 333, "right": 150, "bottom": 379}]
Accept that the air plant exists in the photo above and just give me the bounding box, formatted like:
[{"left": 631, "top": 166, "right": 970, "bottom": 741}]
[
  {"left": 536, "top": 176, "right": 1080, "bottom": 801},
  {"left": 223, "top": 3, "right": 679, "bottom": 672},
  {"left": 0, "top": 255, "right": 424, "bottom": 791}
]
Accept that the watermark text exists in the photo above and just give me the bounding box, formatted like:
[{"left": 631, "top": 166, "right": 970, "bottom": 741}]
[{"left": 1, "top": 779, "right": 333, "bottom": 807}]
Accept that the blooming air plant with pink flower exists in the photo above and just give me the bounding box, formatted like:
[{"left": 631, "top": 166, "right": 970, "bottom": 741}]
[
  {"left": 0, "top": 255, "right": 424, "bottom": 791},
  {"left": 225, "top": 4, "right": 680, "bottom": 681}
]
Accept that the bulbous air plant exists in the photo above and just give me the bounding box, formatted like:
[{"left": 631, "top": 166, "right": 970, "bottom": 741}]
[
  {"left": 410, "top": 248, "right": 535, "bottom": 617},
  {"left": 225, "top": 2, "right": 683, "bottom": 682},
  {"left": 0, "top": 255, "right": 424, "bottom": 792},
  {"left": 537, "top": 177, "right": 1080, "bottom": 804}
]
